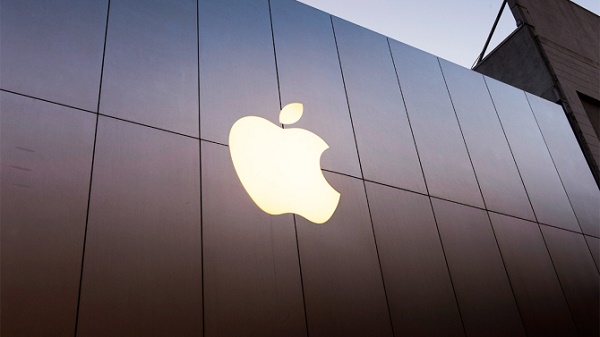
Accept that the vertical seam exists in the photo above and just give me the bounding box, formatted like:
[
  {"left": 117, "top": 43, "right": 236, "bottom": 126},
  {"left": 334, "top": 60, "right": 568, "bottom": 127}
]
[
  {"left": 438, "top": 60, "right": 527, "bottom": 334},
  {"left": 269, "top": 2, "right": 309, "bottom": 335},
  {"left": 268, "top": 0, "right": 282, "bottom": 118},
  {"left": 484, "top": 77, "right": 579, "bottom": 332},
  {"left": 437, "top": 58, "right": 486, "bottom": 209},
  {"left": 524, "top": 93, "right": 594, "bottom": 259},
  {"left": 330, "top": 16, "right": 364, "bottom": 180},
  {"left": 361, "top": 180, "right": 396, "bottom": 337},
  {"left": 196, "top": 0, "right": 206, "bottom": 335},
  {"left": 292, "top": 215, "right": 310, "bottom": 337},
  {"left": 73, "top": 0, "right": 111, "bottom": 335},
  {"left": 387, "top": 38, "right": 430, "bottom": 195},
  {"left": 427, "top": 198, "right": 468, "bottom": 336},
  {"left": 330, "top": 16, "right": 394, "bottom": 336},
  {"left": 526, "top": 94, "right": 599, "bottom": 333},
  {"left": 485, "top": 212, "right": 530, "bottom": 335},
  {"left": 537, "top": 225, "right": 582, "bottom": 334},
  {"left": 482, "top": 76, "right": 538, "bottom": 223}
]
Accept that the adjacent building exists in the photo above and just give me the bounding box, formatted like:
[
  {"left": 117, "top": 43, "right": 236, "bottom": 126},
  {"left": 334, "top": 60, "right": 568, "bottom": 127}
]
[{"left": 475, "top": 0, "right": 600, "bottom": 184}]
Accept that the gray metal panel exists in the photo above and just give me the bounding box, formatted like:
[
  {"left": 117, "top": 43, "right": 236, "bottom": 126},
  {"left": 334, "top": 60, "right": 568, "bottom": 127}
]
[
  {"left": 541, "top": 225, "right": 600, "bottom": 336},
  {"left": 439, "top": 59, "right": 535, "bottom": 221},
  {"left": 201, "top": 141, "right": 307, "bottom": 337},
  {"left": 198, "top": 0, "right": 280, "bottom": 144},
  {"left": 332, "top": 18, "right": 426, "bottom": 194},
  {"left": 431, "top": 199, "right": 526, "bottom": 337},
  {"left": 0, "top": 0, "right": 107, "bottom": 111},
  {"left": 100, "top": 0, "right": 198, "bottom": 137},
  {"left": 585, "top": 236, "right": 600, "bottom": 272},
  {"left": 526, "top": 93, "right": 600, "bottom": 237},
  {"left": 489, "top": 213, "right": 577, "bottom": 337},
  {"left": 365, "top": 182, "right": 464, "bottom": 337},
  {"left": 484, "top": 77, "right": 580, "bottom": 232},
  {"left": 77, "top": 117, "right": 202, "bottom": 337},
  {"left": 271, "top": 0, "right": 362, "bottom": 178},
  {"left": 296, "top": 173, "right": 393, "bottom": 337},
  {"left": 0, "top": 92, "right": 95, "bottom": 336},
  {"left": 388, "top": 40, "right": 483, "bottom": 208}
]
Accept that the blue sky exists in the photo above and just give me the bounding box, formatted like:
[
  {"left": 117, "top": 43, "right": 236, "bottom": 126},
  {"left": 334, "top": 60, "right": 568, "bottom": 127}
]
[{"left": 298, "top": 0, "right": 599, "bottom": 68}]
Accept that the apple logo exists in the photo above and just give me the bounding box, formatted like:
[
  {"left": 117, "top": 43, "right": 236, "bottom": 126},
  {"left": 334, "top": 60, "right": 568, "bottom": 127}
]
[{"left": 229, "top": 103, "right": 340, "bottom": 224}]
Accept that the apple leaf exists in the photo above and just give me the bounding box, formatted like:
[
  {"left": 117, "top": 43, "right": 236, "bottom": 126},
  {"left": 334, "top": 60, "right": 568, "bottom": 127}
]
[{"left": 279, "top": 103, "right": 303, "bottom": 125}]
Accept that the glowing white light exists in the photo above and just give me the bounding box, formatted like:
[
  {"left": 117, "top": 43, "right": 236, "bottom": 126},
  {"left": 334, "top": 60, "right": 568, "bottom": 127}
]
[
  {"left": 279, "top": 102, "right": 303, "bottom": 124},
  {"left": 229, "top": 103, "right": 340, "bottom": 224}
]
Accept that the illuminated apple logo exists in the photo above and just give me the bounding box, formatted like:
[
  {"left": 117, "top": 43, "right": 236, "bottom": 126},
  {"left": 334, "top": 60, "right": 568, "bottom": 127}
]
[{"left": 229, "top": 103, "right": 340, "bottom": 224}]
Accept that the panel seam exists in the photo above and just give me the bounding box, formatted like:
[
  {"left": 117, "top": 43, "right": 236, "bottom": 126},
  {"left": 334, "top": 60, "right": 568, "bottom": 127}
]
[
  {"left": 73, "top": 0, "right": 111, "bottom": 335},
  {"left": 484, "top": 76, "right": 580, "bottom": 332},
  {"left": 330, "top": 16, "right": 396, "bottom": 336},
  {"left": 437, "top": 58, "right": 487, "bottom": 209},
  {"left": 269, "top": 2, "right": 310, "bottom": 335},
  {"left": 524, "top": 93, "right": 585, "bottom": 234},
  {"left": 0, "top": 89, "right": 96, "bottom": 115},
  {"left": 386, "top": 38, "right": 430, "bottom": 195},
  {"left": 438, "top": 60, "right": 527, "bottom": 334},
  {"left": 482, "top": 76, "right": 539, "bottom": 224},
  {"left": 427, "top": 197, "right": 468, "bottom": 336},
  {"left": 197, "top": 0, "right": 205, "bottom": 335}
]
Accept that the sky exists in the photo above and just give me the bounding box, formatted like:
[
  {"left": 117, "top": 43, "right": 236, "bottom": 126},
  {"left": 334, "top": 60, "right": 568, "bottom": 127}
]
[{"left": 298, "top": 0, "right": 600, "bottom": 69}]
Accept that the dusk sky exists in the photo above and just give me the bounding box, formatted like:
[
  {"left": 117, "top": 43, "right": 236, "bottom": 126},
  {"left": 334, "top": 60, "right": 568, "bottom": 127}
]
[{"left": 298, "top": 0, "right": 599, "bottom": 68}]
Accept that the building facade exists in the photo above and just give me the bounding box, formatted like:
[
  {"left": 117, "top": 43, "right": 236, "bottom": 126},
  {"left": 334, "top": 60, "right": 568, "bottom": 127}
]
[
  {"left": 474, "top": 0, "right": 600, "bottom": 185},
  {"left": 1, "top": 0, "right": 599, "bottom": 336}
]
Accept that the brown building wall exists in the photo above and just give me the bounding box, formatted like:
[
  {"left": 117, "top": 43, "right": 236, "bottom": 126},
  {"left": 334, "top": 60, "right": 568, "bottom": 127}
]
[{"left": 2, "top": 0, "right": 599, "bottom": 336}]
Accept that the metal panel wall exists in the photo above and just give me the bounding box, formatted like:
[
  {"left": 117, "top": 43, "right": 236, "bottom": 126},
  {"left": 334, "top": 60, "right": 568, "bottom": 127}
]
[
  {"left": 2, "top": 0, "right": 598, "bottom": 335},
  {"left": 0, "top": 92, "right": 95, "bottom": 337},
  {"left": 585, "top": 236, "right": 600, "bottom": 272},
  {"left": 198, "top": 0, "right": 280, "bottom": 144},
  {"left": 271, "top": 0, "right": 362, "bottom": 178},
  {"left": 295, "top": 173, "right": 393, "bottom": 337},
  {"left": 541, "top": 226, "right": 600, "bottom": 336},
  {"left": 0, "top": 0, "right": 108, "bottom": 111},
  {"left": 365, "top": 182, "right": 464, "bottom": 337},
  {"left": 100, "top": 0, "right": 199, "bottom": 137},
  {"left": 389, "top": 41, "right": 484, "bottom": 208},
  {"left": 489, "top": 213, "right": 577, "bottom": 337},
  {"left": 77, "top": 117, "right": 202, "bottom": 337},
  {"left": 431, "top": 199, "right": 526, "bottom": 337},
  {"left": 439, "top": 59, "right": 535, "bottom": 221},
  {"left": 527, "top": 93, "right": 600, "bottom": 237},
  {"left": 201, "top": 141, "right": 307, "bottom": 337},
  {"left": 484, "top": 76, "right": 580, "bottom": 232},
  {"left": 332, "top": 18, "right": 426, "bottom": 193}
]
